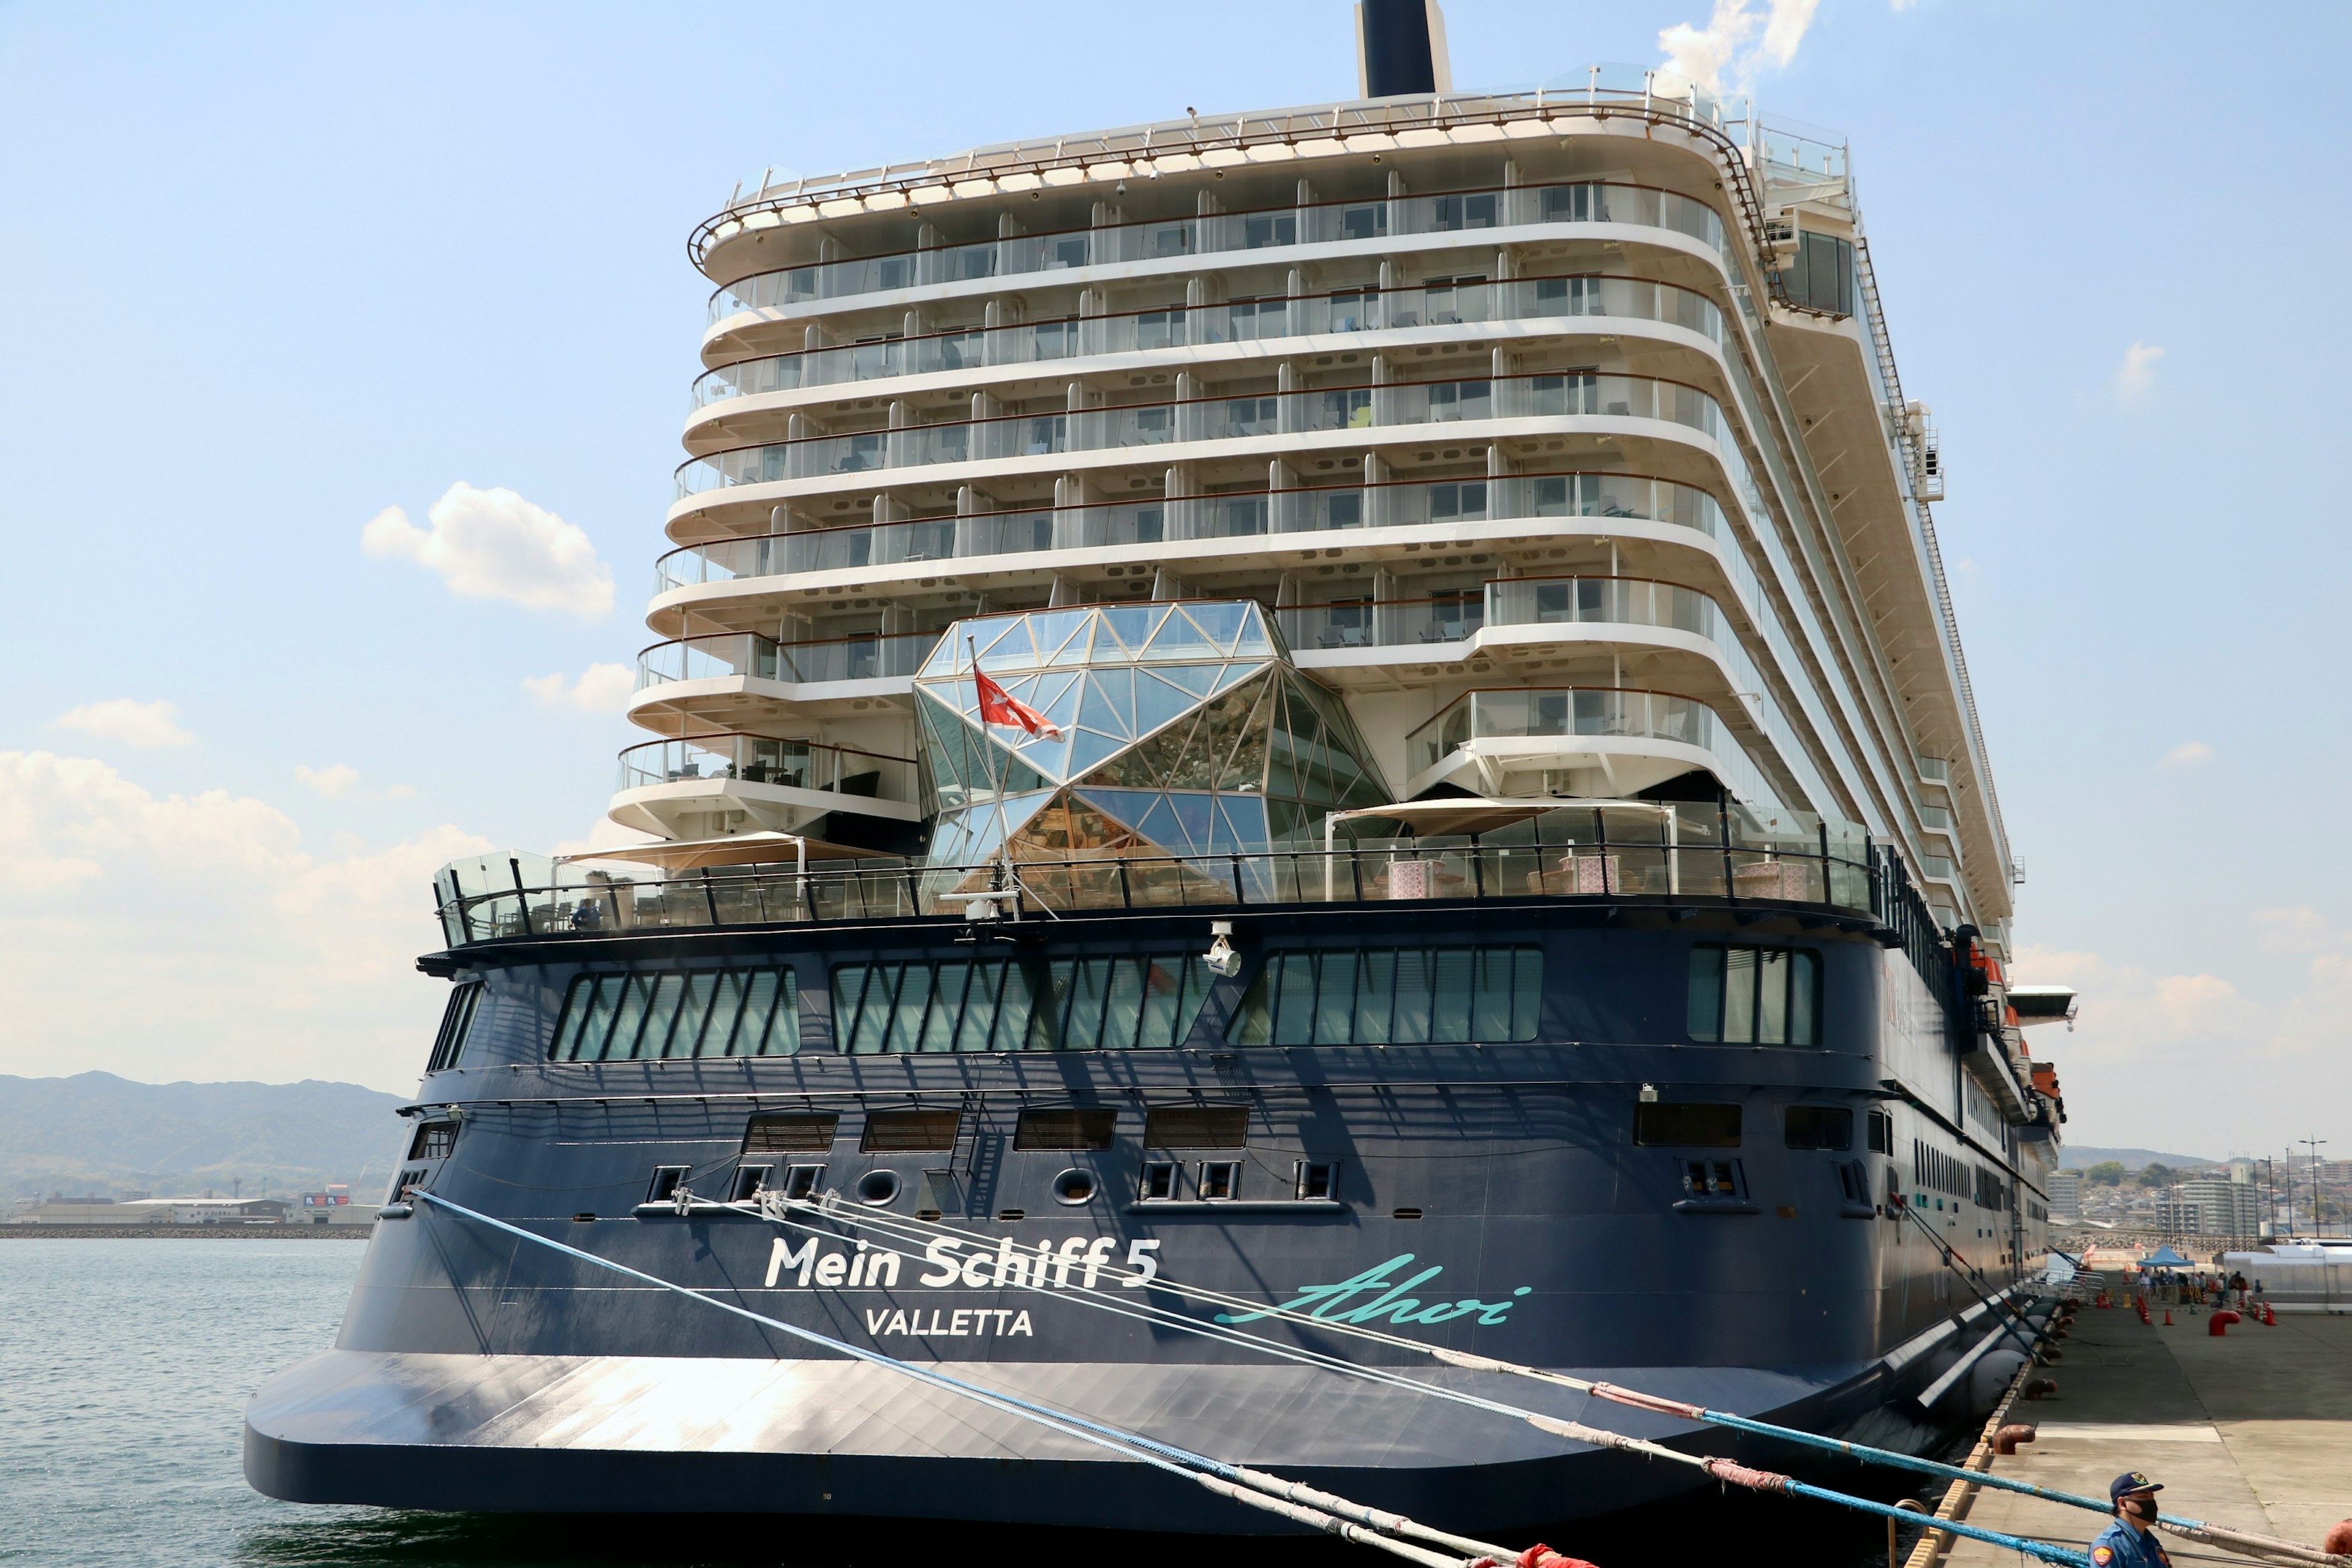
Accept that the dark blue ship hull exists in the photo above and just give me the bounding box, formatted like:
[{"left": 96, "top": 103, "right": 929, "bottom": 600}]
[{"left": 246, "top": 898, "right": 2045, "bottom": 1531}]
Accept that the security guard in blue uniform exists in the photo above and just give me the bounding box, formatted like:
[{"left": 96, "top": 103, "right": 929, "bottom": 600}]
[{"left": 2089, "top": 1472, "right": 2171, "bottom": 1568}]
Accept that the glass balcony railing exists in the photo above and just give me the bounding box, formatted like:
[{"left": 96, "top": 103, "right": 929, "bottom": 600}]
[
  {"left": 675, "top": 372, "right": 1732, "bottom": 497},
  {"left": 1406, "top": 686, "right": 1719, "bottom": 777},
  {"left": 1278, "top": 575, "right": 1721, "bottom": 652},
  {"left": 616, "top": 734, "right": 916, "bottom": 805},
  {"left": 706, "top": 179, "right": 1731, "bottom": 322},
  {"left": 655, "top": 471, "right": 1725, "bottom": 592},
  {"left": 690, "top": 274, "right": 1725, "bottom": 407},
  {"left": 432, "top": 797, "right": 1879, "bottom": 951},
  {"left": 633, "top": 630, "right": 943, "bottom": 691}
]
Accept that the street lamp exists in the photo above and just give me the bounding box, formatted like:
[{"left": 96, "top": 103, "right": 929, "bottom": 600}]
[{"left": 2302, "top": 1138, "right": 2331, "bottom": 1240}]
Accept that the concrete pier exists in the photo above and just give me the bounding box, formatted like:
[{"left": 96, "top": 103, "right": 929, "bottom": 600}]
[{"left": 1936, "top": 1297, "right": 2352, "bottom": 1564}]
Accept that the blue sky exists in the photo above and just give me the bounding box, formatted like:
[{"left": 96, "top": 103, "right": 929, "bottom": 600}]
[{"left": 1, "top": 1, "right": 2344, "bottom": 1161}]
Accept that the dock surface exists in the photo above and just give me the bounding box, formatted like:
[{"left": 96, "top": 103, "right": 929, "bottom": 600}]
[{"left": 1940, "top": 1300, "right": 2352, "bottom": 1563}]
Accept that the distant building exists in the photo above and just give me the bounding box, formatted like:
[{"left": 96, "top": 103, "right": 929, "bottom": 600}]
[
  {"left": 6, "top": 1196, "right": 288, "bottom": 1226},
  {"left": 2049, "top": 1169, "right": 2081, "bottom": 1221},
  {"left": 2160, "top": 1180, "right": 2264, "bottom": 1238}
]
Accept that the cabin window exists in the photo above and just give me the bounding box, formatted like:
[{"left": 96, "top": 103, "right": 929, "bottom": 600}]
[
  {"left": 1014, "top": 1109, "right": 1118, "bottom": 1150},
  {"left": 407, "top": 1121, "right": 458, "bottom": 1161},
  {"left": 1295, "top": 1160, "right": 1341, "bottom": 1200},
  {"left": 1138, "top": 1161, "right": 1180, "bottom": 1201},
  {"left": 1634, "top": 1102, "right": 1742, "bottom": 1147},
  {"left": 1197, "top": 1161, "right": 1241, "bottom": 1200},
  {"left": 1227, "top": 946, "right": 1542, "bottom": 1046},
  {"left": 860, "top": 1110, "right": 962, "bottom": 1153},
  {"left": 1866, "top": 1108, "right": 1894, "bottom": 1155},
  {"left": 1142, "top": 1105, "right": 1249, "bottom": 1148},
  {"left": 831, "top": 956, "right": 1210, "bottom": 1055},
  {"left": 1687, "top": 946, "right": 1820, "bottom": 1045},
  {"left": 550, "top": 968, "right": 799, "bottom": 1061},
  {"left": 743, "top": 1114, "right": 839, "bottom": 1153},
  {"left": 1783, "top": 1106, "right": 1853, "bottom": 1151},
  {"left": 426, "top": 982, "right": 482, "bottom": 1073}
]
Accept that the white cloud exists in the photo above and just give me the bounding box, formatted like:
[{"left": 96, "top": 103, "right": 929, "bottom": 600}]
[
  {"left": 2159, "top": 740, "right": 2214, "bottom": 767},
  {"left": 2011, "top": 935, "right": 2352, "bottom": 1153},
  {"left": 2114, "top": 341, "right": 2165, "bottom": 402},
  {"left": 54, "top": 698, "right": 194, "bottom": 750},
  {"left": 523, "top": 662, "right": 636, "bottom": 713},
  {"left": 361, "top": 481, "right": 612, "bottom": 617},
  {"left": 294, "top": 763, "right": 362, "bottom": 799},
  {"left": 0, "top": 750, "right": 492, "bottom": 1091},
  {"left": 1658, "top": 0, "right": 1819, "bottom": 94}
]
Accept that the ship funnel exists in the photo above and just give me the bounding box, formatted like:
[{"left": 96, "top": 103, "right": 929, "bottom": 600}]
[{"left": 1356, "top": 0, "right": 1452, "bottom": 97}]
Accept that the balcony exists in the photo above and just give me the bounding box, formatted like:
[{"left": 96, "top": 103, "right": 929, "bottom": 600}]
[
  {"left": 1404, "top": 685, "right": 1778, "bottom": 805},
  {"left": 432, "top": 799, "right": 1880, "bottom": 951},
  {"left": 692, "top": 274, "right": 1724, "bottom": 409},
  {"left": 674, "top": 371, "right": 1733, "bottom": 497},
  {"left": 656, "top": 471, "right": 1728, "bottom": 594},
  {"left": 634, "top": 630, "right": 942, "bottom": 692},
  {"left": 609, "top": 734, "right": 920, "bottom": 840},
  {"left": 1278, "top": 573, "right": 1722, "bottom": 654},
  {"left": 704, "top": 178, "right": 1732, "bottom": 322}
]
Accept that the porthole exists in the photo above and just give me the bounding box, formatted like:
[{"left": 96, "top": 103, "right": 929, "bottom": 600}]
[
  {"left": 1051, "top": 1168, "right": 1098, "bottom": 1205},
  {"left": 856, "top": 1169, "right": 901, "bottom": 1206}
]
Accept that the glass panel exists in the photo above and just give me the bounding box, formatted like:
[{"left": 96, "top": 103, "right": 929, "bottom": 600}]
[
  {"left": 608, "top": 974, "right": 655, "bottom": 1061},
  {"left": 1756, "top": 949, "right": 1789, "bottom": 1045},
  {"left": 744, "top": 970, "right": 791, "bottom": 1055},
  {"left": 1686, "top": 948, "right": 1724, "bottom": 1042},
  {"left": 1061, "top": 959, "right": 1110, "bottom": 1052},
  {"left": 1354, "top": 949, "right": 1395, "bottom": 1045},
  {"left": 1722, "top": 948, "right": 1757, "bottom": 1044},
  {"left": 1430, "top": 948, "right": 1475, "bottom": 1042},
  {"left": 881, "top": 965, "right": 932, "bottom": 1055},
  {"left": 921, "top": 963, "right": 968, "bottom": 1054},
  {"left": 1789, "top": 950, "right": 1819, "bottom": 1046},
  {"left": 1513, "top": 949, "right": 1543, "bottom": 1040},
  {"left": 1273, "top": 954, "right": 1316, "bottom": 1046},
  {"left": 1314, "top": 952, "right": 1355, "bottom": 1047},
  {"left": 672, "top": 971, "right": 718, "bottom": 1058},
  {"left": 956, "top": 960, "right": 1005, "bottom": 1052},
  {"left": 1102, "top": 958, "right": 1147, "bottom": 1050},
  {"left": 1391, "top": 948, "right": 1433, "bottom": 1044}
]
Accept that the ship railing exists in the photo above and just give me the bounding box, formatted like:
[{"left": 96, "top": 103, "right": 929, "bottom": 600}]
[
  {"left": 655, "top": 471, "right": 1725, "bottom": 594},
  {"left": 614, "top": 734, "right": 918, "bottom": 802},
  {"left": 431, "top": 825, "right": 1878, "bottom": 949},
  {"left": 692, "top": 274, "right": 1724, "bottom": 406},
  {"left": 633, "top": 630, "right": 943, "bottom": 691},
  {"left": 703, "top": 178, "right": 1732, "bottom": 323},
  {"left": 676, "top": 371, "right": 1731, "bottom": 497},
  {"left": 1280, "top": 573, "right": 1722, "bottom": 653}
]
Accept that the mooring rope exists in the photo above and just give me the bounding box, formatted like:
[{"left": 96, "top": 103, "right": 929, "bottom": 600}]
[
  {"left": 769, "top": 1196, "right": 2344, "bottom": 1567},
  {"left": 704, "top": 1192, "right": 2096, "bottom": 1566},
  {"left": 410, "top": 1192, "right": 1528, "bottom": 1568}
]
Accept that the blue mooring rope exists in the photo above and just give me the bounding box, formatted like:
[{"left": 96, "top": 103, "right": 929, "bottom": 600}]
[{"left": 413, "top": 1192, "right": 2090, "bottom": 1566}]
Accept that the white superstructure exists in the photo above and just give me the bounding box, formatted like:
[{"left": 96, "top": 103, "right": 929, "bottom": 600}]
[{"left": 616, "top": 71, "right": 2016, "bottom": 961}]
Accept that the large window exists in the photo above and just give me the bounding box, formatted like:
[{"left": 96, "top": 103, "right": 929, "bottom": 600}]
[
  {"left": 1687, "top": 946, "right": 1820, "bottom": 1046},
  {"left": 831, "top": 956, "right": 1211, "bottom": 1055},
  {"left": 1229, "top": 947, "right": 1542, "bottom": 1047},
  {"left": 425, "top": 982, "right": 482, "bottom": 1073},
  {"left": 551, "top": 968, "right": 799, "bottom": 1061}
]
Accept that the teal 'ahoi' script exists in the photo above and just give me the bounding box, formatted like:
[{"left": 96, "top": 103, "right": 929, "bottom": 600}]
[{"left": 1213, "top": 1254, "right": 1532, "bottom": 1327}]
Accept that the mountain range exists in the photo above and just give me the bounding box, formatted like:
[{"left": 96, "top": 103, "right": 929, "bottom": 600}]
[
  {"left": 2060, "top": 1145, "right": 2223, "bottom": 1171},
  {"left": 0, "top": 1071, "right": 411, "bottom": 1200}
]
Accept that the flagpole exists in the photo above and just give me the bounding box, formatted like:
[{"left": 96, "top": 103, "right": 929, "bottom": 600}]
[{"left": 970, "top": 635, "right": 1010, "bottom": 884}]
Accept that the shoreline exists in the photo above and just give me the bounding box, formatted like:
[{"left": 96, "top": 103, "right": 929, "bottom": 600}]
[{"left": 0, "top": 1225, "right": 373, "bottom": 1240}]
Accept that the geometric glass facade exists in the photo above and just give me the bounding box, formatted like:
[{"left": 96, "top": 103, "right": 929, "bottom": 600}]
[{"left": 912, "top": 600, "right": 1389, "bottom": 872}]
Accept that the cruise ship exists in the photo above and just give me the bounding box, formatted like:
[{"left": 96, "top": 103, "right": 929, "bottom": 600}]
[{"left": 247, "top": 7, "right": 2072, "bottom": 1536}]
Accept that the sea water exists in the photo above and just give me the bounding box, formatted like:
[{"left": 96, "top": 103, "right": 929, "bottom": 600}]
[{"left": 0, "top": 1239, "right": 1945, "bottom": 1567}]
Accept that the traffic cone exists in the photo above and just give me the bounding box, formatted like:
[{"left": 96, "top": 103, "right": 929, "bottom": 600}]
[{"left": 2163, "top": 1310, "right": 2173, "bottom": 1326}]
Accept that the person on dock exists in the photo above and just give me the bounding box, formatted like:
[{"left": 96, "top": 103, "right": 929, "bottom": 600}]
[{"left": 2090, "top": 1473, "right": 2171, "bottom": 1568}]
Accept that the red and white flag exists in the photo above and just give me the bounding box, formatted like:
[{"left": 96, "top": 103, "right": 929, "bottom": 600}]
[{"left": 974, "top": 666, "right": 1063, "bottom": 739}]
